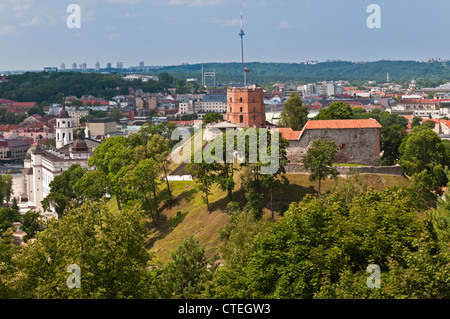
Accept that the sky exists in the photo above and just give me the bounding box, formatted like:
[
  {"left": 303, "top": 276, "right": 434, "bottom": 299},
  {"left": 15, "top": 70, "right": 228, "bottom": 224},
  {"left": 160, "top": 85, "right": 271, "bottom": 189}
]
[{"left": 1, "top": 0, "right": 450, "bottom": 71}]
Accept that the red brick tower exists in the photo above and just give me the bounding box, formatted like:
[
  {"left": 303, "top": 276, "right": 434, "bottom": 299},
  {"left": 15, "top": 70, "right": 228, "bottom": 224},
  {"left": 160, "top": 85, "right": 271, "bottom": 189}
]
[{"left": 226, "top": 87, "right": 266, "bottom": 127}]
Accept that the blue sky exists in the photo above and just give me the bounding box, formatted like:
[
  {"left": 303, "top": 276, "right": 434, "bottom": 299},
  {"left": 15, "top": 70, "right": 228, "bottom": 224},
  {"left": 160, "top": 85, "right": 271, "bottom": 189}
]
[{"left": 1, "top": 0, "right": 450, "bottom": 71}]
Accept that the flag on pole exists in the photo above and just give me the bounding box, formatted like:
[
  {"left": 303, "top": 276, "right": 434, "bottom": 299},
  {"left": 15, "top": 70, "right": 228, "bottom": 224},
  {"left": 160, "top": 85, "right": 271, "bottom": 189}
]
[{"left": 245, "top": 67, "right": 250, "bottom": 73}]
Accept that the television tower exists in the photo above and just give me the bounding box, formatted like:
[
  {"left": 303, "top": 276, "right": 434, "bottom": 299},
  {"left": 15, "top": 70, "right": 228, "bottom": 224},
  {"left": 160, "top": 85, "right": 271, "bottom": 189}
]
[{"left": 239, "top": 4, "right": 246, "bottom": 86}]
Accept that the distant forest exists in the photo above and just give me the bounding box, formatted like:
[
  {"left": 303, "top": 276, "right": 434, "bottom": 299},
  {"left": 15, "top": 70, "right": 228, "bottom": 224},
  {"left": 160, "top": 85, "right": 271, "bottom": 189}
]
[
  {"left": 149, "top": 60, "right": 450, "bottom": 87},
  {"left": 0, "top": 72, "right": 201, "bottom": 103},
  {"left": 2, "top": 61, "right": 450, "bottom": 103}
]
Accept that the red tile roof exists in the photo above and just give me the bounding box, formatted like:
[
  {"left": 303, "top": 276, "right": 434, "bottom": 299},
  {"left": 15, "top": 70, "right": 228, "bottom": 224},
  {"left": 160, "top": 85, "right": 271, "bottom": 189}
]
[
  {"left": 304, "top": 118, "right": 382, "bottom": 130},
  {"left": 0, "top": 124, "right": 20, "bottom": 132},
  {"left": 11, "top": 102, "right": 36, "bottom": 107},
  {"left": 276, "top": 128, "right": 302, "bottom": 141}
]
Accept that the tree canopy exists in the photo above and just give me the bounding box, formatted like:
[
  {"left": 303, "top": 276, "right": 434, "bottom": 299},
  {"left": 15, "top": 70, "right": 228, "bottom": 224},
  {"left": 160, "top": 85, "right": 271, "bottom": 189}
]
[{"left": 278, "top": 92, "right": 308, "bottom": 131}]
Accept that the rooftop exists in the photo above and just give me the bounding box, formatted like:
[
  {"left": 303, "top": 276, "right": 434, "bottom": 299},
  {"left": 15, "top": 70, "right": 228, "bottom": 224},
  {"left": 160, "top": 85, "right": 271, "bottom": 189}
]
[{"left": 303, "top": 118, "right": 382, "bottom": 130}]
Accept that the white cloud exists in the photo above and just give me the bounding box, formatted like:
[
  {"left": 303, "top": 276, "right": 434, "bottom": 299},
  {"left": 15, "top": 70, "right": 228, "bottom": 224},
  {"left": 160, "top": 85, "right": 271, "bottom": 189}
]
[
  {"left": 122, "top": 12, "right": 144, "bottom": 19},
  {"left": 211, "top": 17, "right": 239, "bottom": 27},
  {"left": 278, "top": 20, "right": 294, "bottom": 29},
  {"left": 0, "top": 25, "right": 18, "bottom": 35},
  {"left": 20, "top": 16, "right": 40, "bottom": 27},
  {"left": 169, "top": 0, "right": 234, "bottom": 7},
  {"left": 109, "top": 33, "right": 121, "bottom": 40}
]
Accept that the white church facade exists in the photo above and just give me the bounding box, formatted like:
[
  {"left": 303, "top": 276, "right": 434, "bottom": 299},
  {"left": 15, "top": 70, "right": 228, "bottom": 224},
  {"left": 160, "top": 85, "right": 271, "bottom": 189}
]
[{"left": 20, "top": 105, "right": 101, "bottom": 218}]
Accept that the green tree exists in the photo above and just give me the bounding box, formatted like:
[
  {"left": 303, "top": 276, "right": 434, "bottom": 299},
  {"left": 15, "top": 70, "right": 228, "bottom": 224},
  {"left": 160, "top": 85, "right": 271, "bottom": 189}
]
[
  {"left": 210, "top": 187, "right": 450, "bottom": 299},
  {"left": 315, "top": 101, "right": 353, "bottom": 120},
  {"left": 423, "top": 120, "right": 436, "bottom": 129},
  {"left": 70, "top": 100, "right": 83, "bottom": 107},
  {"left": 411, "top": 117, "right": 422, "bottom": 128},
  {"left": 73, "top": 170, "right": 109, "bottom": 202},
  {"left": 27, "top": 106, "right": 45, "bottom": 116},
  {"left": 380, "top": 124, "right": 407, "bottom": 166},
  {"left": 12, "top": 201, "right": 152, "bottom": 299},
  {"left": 88, "top": 136, "right": 134, "bottom": 211},
  {"left": 41, "top": 164, "right": 87, "bottom": 217},
  {"left": 0, "top": 174, "right": 13, "bottom": 206},
  {"left": 125, "top": 158, "right": 162, "bottom": 227},
  {"left": 189, "top": 160, "right": 216, "bottom": 213},
  {"left": 399, "top": 126, "right": 448, "bottom": 193},
  {"left": 279, "top": 92, "right": 308, "bottom": 131},
  {"left": 20, "top": 210, "right": 42, "bottom": 242},
  {"left": 108, "top": 109, "right": 122, "bottom": 122},
  {"left": 431, "top": 166, "right": 450, "bottom": 250},
  {"left": 152, "top": 236, "right": 216, "bottom": 299},
  {"left": 0, "top": 207, "right": 20, "bottom": 233},
  {"left": 301, "top": 139, "right": 339, "bottom": 194},
  {"left": 240, "top": 166, "right": 263, "bottom": 219},
  {"left": 203, "top": 112, "right": 224, "bottom": 125}
]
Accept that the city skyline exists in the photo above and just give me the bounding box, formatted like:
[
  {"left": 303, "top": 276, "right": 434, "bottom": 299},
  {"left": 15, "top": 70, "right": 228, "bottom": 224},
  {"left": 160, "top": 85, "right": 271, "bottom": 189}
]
[{"left": 1, "top": 0, "right": 450, "bottom": 71}]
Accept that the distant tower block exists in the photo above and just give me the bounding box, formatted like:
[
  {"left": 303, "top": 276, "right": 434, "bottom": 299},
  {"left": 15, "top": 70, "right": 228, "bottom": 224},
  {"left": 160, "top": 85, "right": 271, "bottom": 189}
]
[{"left": 226, "top": 87, "right": 265, "bottom": 128}]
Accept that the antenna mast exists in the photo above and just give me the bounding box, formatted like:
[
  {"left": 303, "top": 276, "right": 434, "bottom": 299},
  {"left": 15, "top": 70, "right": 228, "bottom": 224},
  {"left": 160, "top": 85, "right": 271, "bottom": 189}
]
[{"left": 239, "top": 4, "right": 246, "bottom": 86}]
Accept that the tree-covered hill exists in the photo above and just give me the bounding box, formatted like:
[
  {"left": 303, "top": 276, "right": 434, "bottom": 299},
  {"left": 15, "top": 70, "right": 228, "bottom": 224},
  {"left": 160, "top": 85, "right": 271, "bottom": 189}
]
[
  {"left": 0, "top": 71, "right": 201, "bottom": 103},
  {"left": 149, "top": 60, "right": 450, "bottom": 85}
]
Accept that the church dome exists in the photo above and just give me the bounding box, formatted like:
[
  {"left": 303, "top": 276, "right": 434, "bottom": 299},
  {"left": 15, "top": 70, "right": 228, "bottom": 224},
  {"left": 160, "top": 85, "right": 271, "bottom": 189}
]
[
  {"left": 57, "top": 105, "right": 70, "bottom": 119},
  {"left": 72, "top": 130, "right": 88, "bottom": 152}
]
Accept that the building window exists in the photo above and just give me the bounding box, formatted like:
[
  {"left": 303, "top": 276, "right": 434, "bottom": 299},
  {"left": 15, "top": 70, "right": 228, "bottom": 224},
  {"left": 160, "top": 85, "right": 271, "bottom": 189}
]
[
  {"left": 229, "top": 98, "right": 232, "bottom": 102},
  {"left": 240, "top": 97, "right": 243, "bottom": 102},
  {"left": 240, "top": 107, "right": 243, "bottom": 112},
  {"left": 240, "top": 115, "right": 243, "bottom": 123}
]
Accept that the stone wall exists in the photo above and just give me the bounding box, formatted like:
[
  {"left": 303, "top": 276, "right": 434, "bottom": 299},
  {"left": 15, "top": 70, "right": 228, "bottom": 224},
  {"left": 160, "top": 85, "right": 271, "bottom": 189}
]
[
  {"left": 285, "top": 163, "right": 403, "bottom": 176},
  {"left": 287, "top": 127, "right": 380, "bottom": 166}
]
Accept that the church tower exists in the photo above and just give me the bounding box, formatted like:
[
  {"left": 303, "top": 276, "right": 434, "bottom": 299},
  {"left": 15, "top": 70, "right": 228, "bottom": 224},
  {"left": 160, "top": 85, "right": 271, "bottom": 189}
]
[
  {"left": 226, "top": 86, "right": 266, "bottom": 128},
  {"left": 55, "top": 102, "right": 74, "bottom": 149}
]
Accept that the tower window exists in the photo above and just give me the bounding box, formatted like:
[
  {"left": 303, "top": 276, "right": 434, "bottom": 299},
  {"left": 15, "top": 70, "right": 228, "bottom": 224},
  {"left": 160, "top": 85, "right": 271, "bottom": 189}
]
[
  {"left": 240, "top": 97, "right": 243, "bottom": 102},
  {"left": 240, "top": 107, "right": 243, "bottom": 112},
  {"left": 229, "top": 98, "right": 232, "bottom": 102}
]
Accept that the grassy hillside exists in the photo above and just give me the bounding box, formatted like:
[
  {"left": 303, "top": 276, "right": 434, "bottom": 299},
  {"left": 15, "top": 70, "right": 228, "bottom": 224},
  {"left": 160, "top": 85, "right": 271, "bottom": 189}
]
[{"left": 146, "top": 171, "right": 410, "bottom": 263}]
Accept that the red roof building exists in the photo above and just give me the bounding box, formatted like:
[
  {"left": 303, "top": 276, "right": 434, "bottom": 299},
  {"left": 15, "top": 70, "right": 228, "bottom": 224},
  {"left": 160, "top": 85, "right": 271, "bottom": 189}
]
[{"left": 303, "top": 118, "right": 382, "bottom": 131}]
